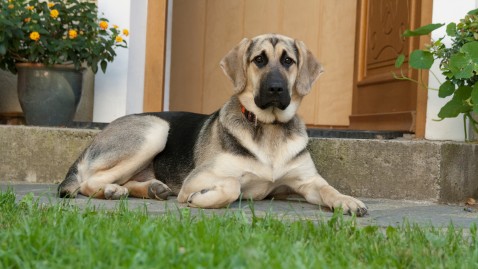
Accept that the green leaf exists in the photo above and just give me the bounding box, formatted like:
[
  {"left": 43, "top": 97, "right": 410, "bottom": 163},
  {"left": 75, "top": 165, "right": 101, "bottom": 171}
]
[
  {"left": 403, "top": 23, "right": 444, "bottom": 37},
  {"left": 449, "top": 53, "right": 474, "bottom": 79},
  {"left": 454, "top": 85, "right": 473, "bottom": 100},
  {"left": 438, "top": 81, "right": 455, "bottom": 98},
  {"left": 0, "top": 44, "right": 5, "bottom": 55},
  {"left": 409, "top": 50, "right": 434, "bottom": 69},
  {"left": 395, "top": 54, "right": 405, "bottom": 68},
  {"left": 438, "top": 98, "right": 471, "bottom": 118},
  {"left": 438, "top": 86, "right": 473, "bottom": 118},
  {"left": 446, "top": 23, "right": 456, "bottom": 37},
  {"left": 460, "top": 41, "right": 478, "bottom": 62},
  {"left": 468, "top": 8, "right": 478, "bottom": 15},
  {"left": 100, "top": 60, "right": 107, "bottom": 73}
]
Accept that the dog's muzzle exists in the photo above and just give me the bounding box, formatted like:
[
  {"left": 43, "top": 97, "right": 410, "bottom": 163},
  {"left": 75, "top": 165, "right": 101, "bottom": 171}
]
[{"left": 254, "top": 70, "right": 291, "bottom": 110}]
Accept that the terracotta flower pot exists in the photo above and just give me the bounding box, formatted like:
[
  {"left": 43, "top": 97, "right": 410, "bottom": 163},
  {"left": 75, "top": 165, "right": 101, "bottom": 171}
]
[{"left": 16, "top": 63, "right": 84, "bottom": 126}]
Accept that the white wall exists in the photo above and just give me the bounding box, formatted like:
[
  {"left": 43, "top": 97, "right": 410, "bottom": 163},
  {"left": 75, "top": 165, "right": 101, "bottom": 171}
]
[
  {"left": 425, "top": 0, "right": 477, "bottom": 141},
  {"left": 163, "top": 0, "right": 173, "bottom": 111},
  {"left": 94, "top": 0, "right": 130, "bottom": 122},
  {"left": 125, "top": 1, "right": 148, "bottom": 115},
  {"left": 94, "top": 0, "right": 149, "bottom": 122}
]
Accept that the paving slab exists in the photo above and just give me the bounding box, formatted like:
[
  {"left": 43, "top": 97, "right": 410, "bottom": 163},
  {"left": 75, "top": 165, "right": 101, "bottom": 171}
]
[{"left": 2, "top": 182, "right": 478, "bottom": 228}]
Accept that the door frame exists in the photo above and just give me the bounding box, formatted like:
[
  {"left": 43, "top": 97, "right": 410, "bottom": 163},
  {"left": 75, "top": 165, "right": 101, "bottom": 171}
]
[{"left": 143, "top": 0, "right": 168, "bottom": 112}]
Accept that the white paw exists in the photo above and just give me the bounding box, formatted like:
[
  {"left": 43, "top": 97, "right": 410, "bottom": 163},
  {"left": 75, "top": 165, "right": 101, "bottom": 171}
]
[
  {"left": 331, "top": 195, "right": 368, "bottom": 216},
  {"left": 186, "top": 189, "right": 209, "bottom": 208},
  {"left": 104, "top": 184, "right": 129, "bottom": 200}
]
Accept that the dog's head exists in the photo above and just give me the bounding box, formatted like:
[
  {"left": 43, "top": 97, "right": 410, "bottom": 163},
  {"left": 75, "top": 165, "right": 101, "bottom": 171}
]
[{"left": 220, "top": 33, "right": 323, "bottom": 123}]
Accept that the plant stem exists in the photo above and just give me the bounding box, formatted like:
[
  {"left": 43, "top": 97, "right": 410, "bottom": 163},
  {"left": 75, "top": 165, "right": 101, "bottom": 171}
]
[
  {"left": 392, "top": 70, "right": 438, "bottom": 90},
  {"left": 467, "top": 112, "right": 478, "bottom": 140},
  {"left": 430, "top": 70, "right": 442, "bottom": 86}
]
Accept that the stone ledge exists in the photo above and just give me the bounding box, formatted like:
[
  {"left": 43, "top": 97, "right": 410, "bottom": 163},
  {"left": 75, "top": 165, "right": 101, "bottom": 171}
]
[
  {"left": 0, "top": 125, "right": 98, "bottom": 184},
  {"left": 1, "top": 125, "right": 477, "bottom": 203},
  {"left": 308, "top": 139, "right": 478, "bottom": 203}
]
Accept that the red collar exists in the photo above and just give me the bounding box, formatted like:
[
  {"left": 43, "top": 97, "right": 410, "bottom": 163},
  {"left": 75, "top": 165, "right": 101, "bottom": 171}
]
[{"left": 240, "top": 104, "right": 257, "bottom": 124}]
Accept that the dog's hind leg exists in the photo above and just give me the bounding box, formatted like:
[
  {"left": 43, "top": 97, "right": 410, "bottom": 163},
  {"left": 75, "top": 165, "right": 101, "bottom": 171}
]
[
  {"left": 60, "top": 115, "right": 169, "bottom": 200},
  {"left": 122, "top": 164, "right": 173, "bottom": 200},
  {"left": 123, "top": 180, "right": 172, "bottom": 200},
  {"left": 57, "top": 156, "right": 83, "bottom": 198}
]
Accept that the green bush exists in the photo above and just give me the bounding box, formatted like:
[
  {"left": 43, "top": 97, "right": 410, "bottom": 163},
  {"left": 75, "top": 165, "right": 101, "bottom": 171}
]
[
  {"left": 0, "top": 0, "right": 128, "bottom": 74},
  {"left": 396, "top": 9, "right": 478, "bottom": 139}
]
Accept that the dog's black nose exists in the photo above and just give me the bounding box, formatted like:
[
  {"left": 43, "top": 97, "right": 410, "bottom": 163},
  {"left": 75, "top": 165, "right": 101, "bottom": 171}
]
[
  {"left": 269, "top": 85, "right": 284, "bottom": 94},
  {"left": 255, "top": 70, "right": 291, "bottom": 110}
]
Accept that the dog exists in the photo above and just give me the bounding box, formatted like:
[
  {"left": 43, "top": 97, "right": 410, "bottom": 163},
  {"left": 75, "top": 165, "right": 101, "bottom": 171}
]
[{"left": 58, "top": 33, "right": 367, "bottom": 216}]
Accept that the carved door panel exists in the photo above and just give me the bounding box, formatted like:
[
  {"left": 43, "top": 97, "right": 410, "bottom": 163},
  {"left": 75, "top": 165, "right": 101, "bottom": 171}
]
[{"left": 351, "top": 0, "right": 432, "bottom": 135}]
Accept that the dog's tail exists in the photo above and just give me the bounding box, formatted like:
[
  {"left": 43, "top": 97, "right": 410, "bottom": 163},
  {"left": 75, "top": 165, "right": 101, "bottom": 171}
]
[{"left": 57, "top": 160, "right": 81, "bottom": 198}]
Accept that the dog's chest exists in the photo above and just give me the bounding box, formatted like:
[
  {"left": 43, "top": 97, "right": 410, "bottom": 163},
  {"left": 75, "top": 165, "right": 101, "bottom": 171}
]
[
  {"left": 217, "top": 127, "right": 308, "bottom": 182},
  {"left": 259, "top": 137, "right": 306, "bottom": 169}
]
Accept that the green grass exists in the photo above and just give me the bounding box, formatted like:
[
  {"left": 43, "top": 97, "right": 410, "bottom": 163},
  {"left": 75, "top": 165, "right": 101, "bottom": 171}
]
[{"left": 1, "top": 190, "right": 478, "bottom": 269}]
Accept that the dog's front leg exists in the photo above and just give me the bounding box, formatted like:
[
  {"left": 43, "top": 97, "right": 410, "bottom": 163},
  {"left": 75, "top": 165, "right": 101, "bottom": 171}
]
[
  {"left": 177, "top": 169, "right": 241, "bottom": 209},
  {"left": 295, "top": 177, "right": 368, "bottom": 216},
  {"left": 285, "top": 154, "right": 368, "bottom": 216}
]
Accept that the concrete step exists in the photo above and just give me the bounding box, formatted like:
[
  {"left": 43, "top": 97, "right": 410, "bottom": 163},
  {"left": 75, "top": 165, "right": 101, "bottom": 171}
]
[{"left": 1, "top": 125, "right": 477, "bottom": 203}]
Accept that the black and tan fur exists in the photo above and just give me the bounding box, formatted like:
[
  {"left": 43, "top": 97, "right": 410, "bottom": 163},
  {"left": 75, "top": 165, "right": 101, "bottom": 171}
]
[{"left": 58, "top": 34, "right": 367, "bottom": 216}]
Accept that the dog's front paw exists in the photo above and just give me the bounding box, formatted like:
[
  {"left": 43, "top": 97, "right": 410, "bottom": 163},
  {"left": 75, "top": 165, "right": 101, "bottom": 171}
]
[
  {"left": 186, "top": 189, "right": 210, "bottom": 208},
  {"left": 331, "top": 194, "right": 368, "bottom": 217},
  {"left": 104, "top": 184, "right": 129, "bottom": 200},
  {"left": 318, "top": 185, "right": 367, "bottom": 216}
]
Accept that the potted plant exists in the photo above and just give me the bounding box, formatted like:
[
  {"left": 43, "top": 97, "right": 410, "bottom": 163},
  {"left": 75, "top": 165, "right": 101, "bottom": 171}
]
[
  {"left": 0, "top": 0, "right": 128, "bottom": 126},
  {"left": 395, "top": 8, "right": 478, "bottom": 141}
]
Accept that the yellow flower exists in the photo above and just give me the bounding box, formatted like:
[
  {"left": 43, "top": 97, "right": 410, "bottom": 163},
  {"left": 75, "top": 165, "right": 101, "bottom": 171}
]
[
  {"left": 48, "top": 3, "right": 55, "bottom": 8},
  {"left": 8, "top": 4, "right": 14, "bottom": 9},
  {"left": 29, "top": 31, "right": 40, "bottom": 41},
  {"left": 122, "top": 29, "right": 129, "bottom": 36},
  {"left": 99, "top": 21, "right": 108, "bottom": 30},
  {"left": 26, "top": 6, "right": 34, "bottom": 11},
  {"left": 50, "top": 9, "right": 59, "bottom": 18},
  {"left": 24, "top": 17, "right": 31, "bottom": 23},
  {"left": 68, "top": 29, "right": 78, "bottom": 39},
  {"left": 115, "top": 36, "right": 123, "bottom": 43},
  {"left": 113, "top": 24, "right": 119, "bottom": 29}
]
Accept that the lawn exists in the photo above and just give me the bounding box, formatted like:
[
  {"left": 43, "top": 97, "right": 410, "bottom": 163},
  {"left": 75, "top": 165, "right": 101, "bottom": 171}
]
[{"left": 1, "top": 190, "right": 477, "bottom": 269}]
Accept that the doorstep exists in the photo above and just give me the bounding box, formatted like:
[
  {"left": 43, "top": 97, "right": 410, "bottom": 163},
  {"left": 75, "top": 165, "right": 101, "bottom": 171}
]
[{"left": 0, "top": 125, "right": 477, "bottom": 203}]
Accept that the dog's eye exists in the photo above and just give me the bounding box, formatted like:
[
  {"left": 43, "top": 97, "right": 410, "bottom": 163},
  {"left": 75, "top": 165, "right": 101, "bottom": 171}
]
[
  {"left": 283, "top": 57, "right": 294, "bottom": 66},
  {"left": 252, "top": 54, "right": 268, "bottom": 68},
  {"left": 253, "top": 56, "right": 264, "bottom": 64}
]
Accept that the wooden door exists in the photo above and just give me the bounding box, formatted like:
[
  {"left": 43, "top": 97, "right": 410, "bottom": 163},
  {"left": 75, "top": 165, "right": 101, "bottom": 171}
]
[
  {"left": 169, "top": 0, "right": 357, "bottom": 127},
  {"left": 350, "top": 0, "right": 432, "bottom": 135}
]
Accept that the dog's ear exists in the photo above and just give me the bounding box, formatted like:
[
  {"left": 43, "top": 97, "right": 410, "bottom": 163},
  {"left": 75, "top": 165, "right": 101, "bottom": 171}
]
[
  {"left": 220, "top": 38, "right": 251, "bottom": 94},
  {"left": 294, "top": 40, "right": 323, "bottom": 96}
]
